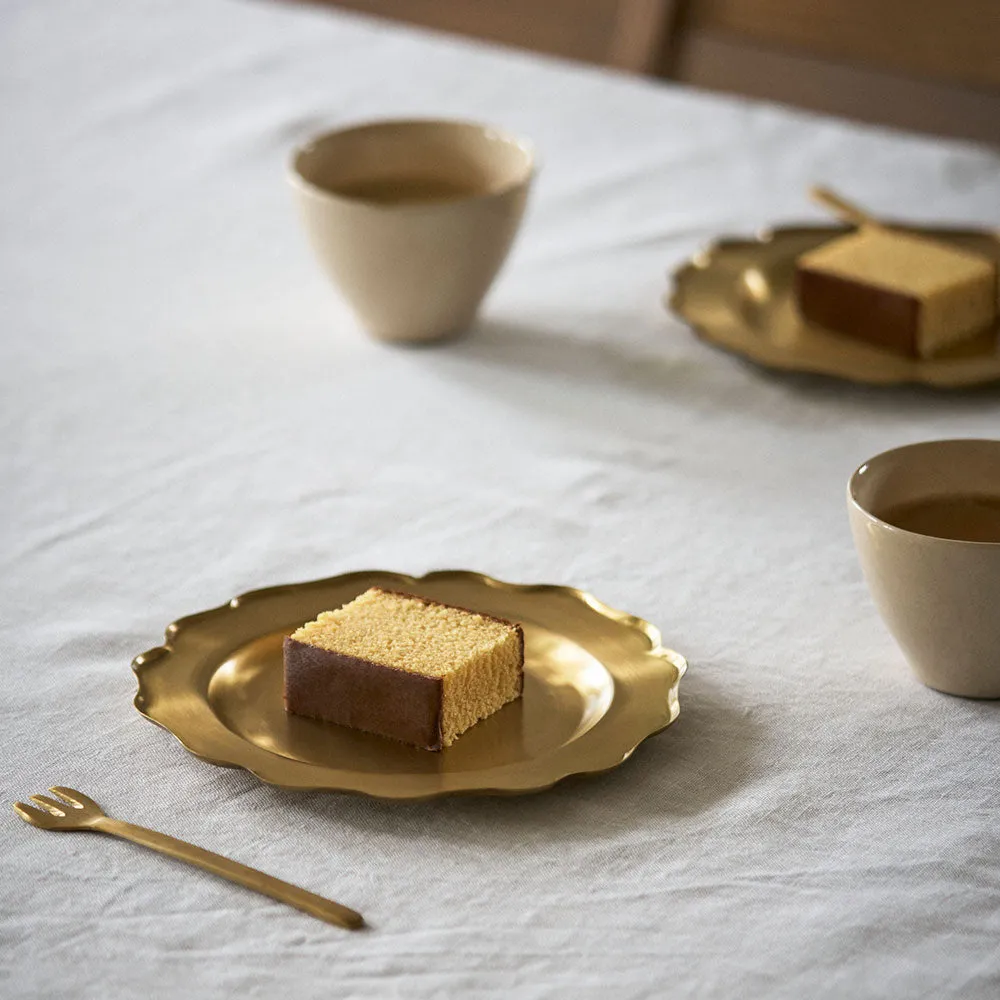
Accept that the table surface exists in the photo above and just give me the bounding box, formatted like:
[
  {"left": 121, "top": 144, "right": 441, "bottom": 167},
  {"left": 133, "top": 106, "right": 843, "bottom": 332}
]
[{"left": 3, "top": 1, "right": 1000, "bottom": 997}]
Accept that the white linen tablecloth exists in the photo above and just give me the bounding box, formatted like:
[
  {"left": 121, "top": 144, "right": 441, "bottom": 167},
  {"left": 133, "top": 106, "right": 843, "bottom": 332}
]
[{"left": 3, "top": 2, "right": 1000, "bottom": 996}]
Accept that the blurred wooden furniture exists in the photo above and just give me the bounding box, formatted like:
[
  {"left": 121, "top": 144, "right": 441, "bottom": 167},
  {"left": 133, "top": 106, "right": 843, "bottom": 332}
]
[
  {"left": 667, "top": 0, "right": 1000, "bottom": 145},
  {"left": 320, "top": 0, "right": 676, "bottom": 73},
  {"left": 311, "top": 0, "right": 1000, "bottom": 145}
]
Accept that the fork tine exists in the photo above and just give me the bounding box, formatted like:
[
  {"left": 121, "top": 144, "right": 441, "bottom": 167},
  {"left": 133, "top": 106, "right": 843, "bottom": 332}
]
[
  {"left": 13, "top": 802, "right": 56, "bottom": 828},
  {"left": 49, "top": 787, "right": 97, "bottom": 810},
  {"left": 29, "top": 794, "right": 67, "bottom": 816}
]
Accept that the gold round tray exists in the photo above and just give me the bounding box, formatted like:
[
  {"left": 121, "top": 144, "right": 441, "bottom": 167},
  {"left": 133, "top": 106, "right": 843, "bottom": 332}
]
[
  {"left": 668, "top": 224, "right": 1000, "bottom": 387},
  {"left": 132, "top": 570, "right": 686, "bottom": 799}
]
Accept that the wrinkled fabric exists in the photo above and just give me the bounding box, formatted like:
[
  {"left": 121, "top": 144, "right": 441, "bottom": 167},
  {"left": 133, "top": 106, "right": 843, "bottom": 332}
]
[{"left": 2, "top": 2, "right": 1000, "bottom": 997}]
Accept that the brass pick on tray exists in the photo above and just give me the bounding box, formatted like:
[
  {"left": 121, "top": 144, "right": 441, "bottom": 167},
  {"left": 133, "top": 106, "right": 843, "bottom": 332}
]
[{"left": 13, "top": 787, "right": 364, "bottom": 930}]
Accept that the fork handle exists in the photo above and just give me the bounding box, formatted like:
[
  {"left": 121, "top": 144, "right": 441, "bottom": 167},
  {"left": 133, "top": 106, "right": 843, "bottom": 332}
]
[
  {"left": 809, "top": 186, "right": 880, "bottom": 229},
  {"left": 95, "top": 817, "right": 364, "bottom": 930}
]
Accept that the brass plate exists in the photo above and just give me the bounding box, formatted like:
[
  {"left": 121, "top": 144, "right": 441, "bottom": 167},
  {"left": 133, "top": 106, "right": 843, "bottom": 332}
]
[
  {"left": 132, "top": 571, "right": 687, "bottom": 799},
  {"left": 668, "top": 225, "right": 1000, "bottom": 387}
]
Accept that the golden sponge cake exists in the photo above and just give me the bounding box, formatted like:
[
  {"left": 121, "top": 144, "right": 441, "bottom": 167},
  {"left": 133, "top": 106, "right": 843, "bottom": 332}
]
[
  {"left": 283, "top": 587, "right": 524, "bottom": 750},
  {"left": 796, "top": 227, "right": 997, "bottom": 357}
]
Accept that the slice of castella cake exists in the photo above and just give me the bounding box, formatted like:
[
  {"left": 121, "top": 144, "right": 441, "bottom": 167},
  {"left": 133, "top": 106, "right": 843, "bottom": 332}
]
[{"left": 283, "top": 587, "right": 524, "bottom": 750}]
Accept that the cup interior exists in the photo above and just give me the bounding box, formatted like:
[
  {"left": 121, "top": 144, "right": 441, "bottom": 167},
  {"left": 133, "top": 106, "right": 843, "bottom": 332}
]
[
  {"left": 850, "top": 439, "right": 1000, "bottom": 533},
  {"left": 291, "top": 119, "right": 533, "bottom": 204}
]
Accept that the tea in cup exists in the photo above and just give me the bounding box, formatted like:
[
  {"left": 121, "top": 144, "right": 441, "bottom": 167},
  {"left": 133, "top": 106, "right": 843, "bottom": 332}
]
[
  {"left": 848, "top": 439, "right": 1000, "bottom": 697},
  {"left": 289, "top": 119, "right": 534, "bottom": 343}
]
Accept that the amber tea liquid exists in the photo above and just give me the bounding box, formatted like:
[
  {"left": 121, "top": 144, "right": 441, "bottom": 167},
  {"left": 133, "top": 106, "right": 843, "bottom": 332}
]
[
  {"left": 334, "top": 175, "right": 483, "bottom": 204},
  {"left": 879, "top": 494, "right": 1000, "bottom": 542}
]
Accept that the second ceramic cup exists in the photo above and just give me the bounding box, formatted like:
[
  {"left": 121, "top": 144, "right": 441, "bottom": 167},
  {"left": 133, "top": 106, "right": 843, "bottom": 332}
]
[
  {"left": 848, "top": 439, "right": 1000, "bottom": 698},
  {"left": 289, "top": 119, "right": 534, "bottom": 343}
]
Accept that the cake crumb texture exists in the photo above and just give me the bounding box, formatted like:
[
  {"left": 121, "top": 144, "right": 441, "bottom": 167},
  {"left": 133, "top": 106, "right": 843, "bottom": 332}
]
[
  {"left": 291, "top": 587, "right": 516, "bottom": 676},
  {"left": 287, "top": 587, "right": 523, "bottom": 748}
]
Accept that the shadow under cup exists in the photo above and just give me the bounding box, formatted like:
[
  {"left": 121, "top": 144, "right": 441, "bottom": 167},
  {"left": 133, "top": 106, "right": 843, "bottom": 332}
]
[
  {"left": 848, "top": 439, "right": 1000, "bottom": 698},
  {"left": 289, "top": 119, "right": 534, "bottom": 343}
]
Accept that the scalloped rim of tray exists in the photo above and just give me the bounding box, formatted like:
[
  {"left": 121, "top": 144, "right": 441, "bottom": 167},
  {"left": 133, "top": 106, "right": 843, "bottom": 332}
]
[
  {"left": 133, "top": 570, "right": 687, "bottom": 799},
  {"left": 668, "top": 224, "right": 1000, "bottom": 387}
]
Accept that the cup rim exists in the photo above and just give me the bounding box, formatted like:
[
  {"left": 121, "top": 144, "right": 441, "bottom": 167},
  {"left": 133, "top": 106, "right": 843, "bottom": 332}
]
[
  {"left": 286, "top": 116, "right": 536, "bottom": 207},
  {"left": 848, "top": 438, "right": 1000, "bottom": 547}
]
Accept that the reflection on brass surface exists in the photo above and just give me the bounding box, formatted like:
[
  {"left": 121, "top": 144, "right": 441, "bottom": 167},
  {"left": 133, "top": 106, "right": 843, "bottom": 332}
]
[
  {"left": 133, "top": 571, "right": 687, "bottom": 799},
  {"left": 669, "top": 225, "right": 1000, "bottom": 387}
]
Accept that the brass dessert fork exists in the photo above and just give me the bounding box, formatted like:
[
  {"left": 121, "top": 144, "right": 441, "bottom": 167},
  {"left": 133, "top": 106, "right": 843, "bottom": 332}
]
[
  {"left": 13, "top": 787, "right": 364, "bottom": 930},
  {"left": 810, "top": 185, "right": 881, "bottom": 230}
]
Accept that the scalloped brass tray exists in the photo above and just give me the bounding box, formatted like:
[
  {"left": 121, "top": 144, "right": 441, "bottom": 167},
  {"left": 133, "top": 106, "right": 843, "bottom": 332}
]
[
  {"left": 132, "top": 570, "right": 686, "bottom": 799},
  {"left": 668, "top": 224, "right": 1000, "bottom": 387}
]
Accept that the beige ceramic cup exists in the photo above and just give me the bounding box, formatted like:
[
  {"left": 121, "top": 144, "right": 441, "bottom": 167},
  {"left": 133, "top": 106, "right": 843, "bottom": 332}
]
[
  {"left": 848, "top": 439, "right": 1000, "bottom": 698},
  {"left": 288, "top": 119, "right": 534, "bottom": 343}
]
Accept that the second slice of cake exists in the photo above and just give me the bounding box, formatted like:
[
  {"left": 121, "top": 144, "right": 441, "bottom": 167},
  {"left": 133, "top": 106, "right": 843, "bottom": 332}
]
[
  {"left": 283, "top": 587, "right": 524, "bottom": 751},
  {"left": 796, "top": 227, "right": 997, "bottom": 357}
]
